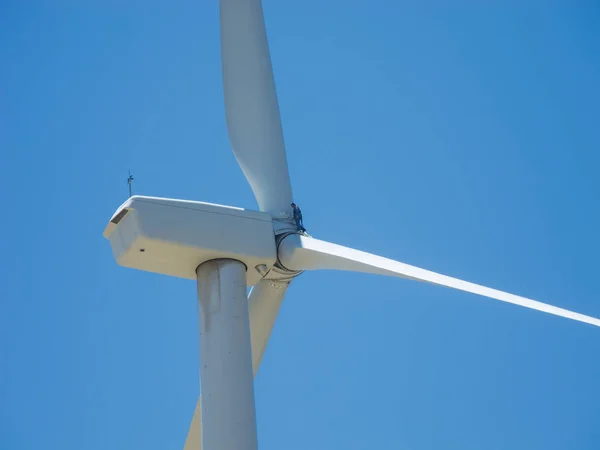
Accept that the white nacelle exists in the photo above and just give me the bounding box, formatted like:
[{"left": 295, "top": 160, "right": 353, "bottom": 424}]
[{"left": 103, "top": 196, "right": 277, "bottom": 286}]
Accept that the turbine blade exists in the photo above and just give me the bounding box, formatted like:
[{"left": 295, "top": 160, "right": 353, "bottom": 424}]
[
  {"left": 220, "top": 0, "right": 293, "bottom": 216},
  {"left": 183, "top": 401, "right": 202, "bottom": 450},
  {"left": 183, "top": 279, "right": 290, "bottom": 450},
  {"left": 279, "top": 234, "right": 600, "bottom": 327},
  {"left": 248, "top": 279, "right": 290, "bottom": 373}
]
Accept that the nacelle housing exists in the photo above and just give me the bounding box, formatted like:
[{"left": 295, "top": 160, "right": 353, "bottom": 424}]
[{"left": 103, "top": 196, "right": 277, "bottom": 286}]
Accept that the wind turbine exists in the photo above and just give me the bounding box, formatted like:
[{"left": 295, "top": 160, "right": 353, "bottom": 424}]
[{"left": 102, "top": 1, "right": 600, "bottom": 449}]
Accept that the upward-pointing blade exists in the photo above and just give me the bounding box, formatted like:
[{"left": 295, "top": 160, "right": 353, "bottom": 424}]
[
  {"left": 220, "top": 0, "right": 294, "bottom": 216},
  {"left": 279, "top": 234, "right": 600, "bottom": 327}
]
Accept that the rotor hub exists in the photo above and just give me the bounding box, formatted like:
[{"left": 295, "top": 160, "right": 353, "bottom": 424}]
[{"left": 258, "top": 231, "right": 304, "bottom": 281}]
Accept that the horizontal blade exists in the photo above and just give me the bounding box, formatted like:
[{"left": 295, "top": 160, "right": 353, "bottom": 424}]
[
  {"left": 183, "top": 279, "right": 290, "bottom": 450},
  {"left": 220, "top": 0, "right": 294, "bottom": 215},
  {"left": 279, "top": 234, "right": 600, "bottom": 327}
]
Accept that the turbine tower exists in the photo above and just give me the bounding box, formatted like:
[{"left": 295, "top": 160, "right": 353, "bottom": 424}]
[{"left": 102, "top": 1, "right": 600, "bottom": 449}]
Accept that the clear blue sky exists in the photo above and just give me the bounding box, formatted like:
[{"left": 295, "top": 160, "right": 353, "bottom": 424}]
[{"left": 2, "top": 1, "right": 600, "bottom": 449}]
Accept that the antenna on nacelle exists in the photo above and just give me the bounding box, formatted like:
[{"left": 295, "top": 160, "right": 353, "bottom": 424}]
[{"left": 127, "top": 170, "right": 134, "bottom": 197}]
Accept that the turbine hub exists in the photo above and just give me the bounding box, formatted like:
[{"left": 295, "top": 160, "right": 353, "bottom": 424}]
[{"left": 259, "top": 231, "right": 304, "bottom": 281}]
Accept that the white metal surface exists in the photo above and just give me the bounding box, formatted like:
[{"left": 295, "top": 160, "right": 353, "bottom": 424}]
[
  {"left": 184, "top": 279, "right": 290, "bottom": 450},
  {"left": 248, "top": 279, "right": 290, "bottom": 372},
  {"left": 221, "top": 0, "right": 294, "bottom": 216},
  {"left": 279, "top": 234, "right": 600, "bottom": 327},
  {"left": 196, "top": 259, "right": 258, "bottom": 450},
  {"left": 103, "top": 196, "right": 277, "bottom": 286}
]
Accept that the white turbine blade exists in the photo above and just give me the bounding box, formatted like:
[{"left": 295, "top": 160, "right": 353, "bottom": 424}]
[
  {"left": 279, "top": 234, "right": 600, "bottom": 327},
  {"left": 247, "top": 279, "right": 290, "bottom": 373},
  {"left": 183, "top": 279, "right": 290, "bottom": 450},
  {"left": 183, "top": 401, "right": 202, "bottom": 450},
  {"left": 220, "top": 0, "right": 293, "bottom": 216}
]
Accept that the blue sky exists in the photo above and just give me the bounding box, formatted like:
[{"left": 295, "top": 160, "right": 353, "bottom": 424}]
[{"left": 2, "top": 1, "right": 600, "bottom": 449}]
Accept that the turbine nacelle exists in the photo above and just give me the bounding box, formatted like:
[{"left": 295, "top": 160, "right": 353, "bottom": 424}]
[{"left": 103, "top": 196, "right": 283, "bottom": 286}]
